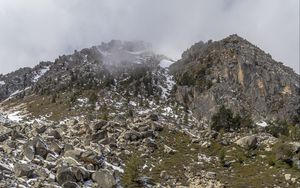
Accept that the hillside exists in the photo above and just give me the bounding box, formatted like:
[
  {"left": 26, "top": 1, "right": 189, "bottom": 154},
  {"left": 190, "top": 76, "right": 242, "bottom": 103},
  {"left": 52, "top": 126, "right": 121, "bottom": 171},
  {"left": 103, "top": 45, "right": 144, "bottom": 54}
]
[{"left": 0, "top": 36, "right": 299, "bottom": 188}]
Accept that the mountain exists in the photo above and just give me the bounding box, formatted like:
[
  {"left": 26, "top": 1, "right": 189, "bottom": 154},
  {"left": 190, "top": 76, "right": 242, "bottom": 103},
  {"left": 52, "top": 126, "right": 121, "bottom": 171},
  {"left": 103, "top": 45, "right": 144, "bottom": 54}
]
[
  {"left": 0, "top": 35, "right": 299, "bottom": 188},
  {"left": 170, "top": 34, "right": 299, "bottom": 123}
]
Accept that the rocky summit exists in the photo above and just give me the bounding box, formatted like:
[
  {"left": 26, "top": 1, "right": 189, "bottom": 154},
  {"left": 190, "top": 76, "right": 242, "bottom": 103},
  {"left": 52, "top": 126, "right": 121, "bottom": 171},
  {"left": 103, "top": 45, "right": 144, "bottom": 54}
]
[{"left": 0, "top": 35, "right": 299, "bottom": 188}]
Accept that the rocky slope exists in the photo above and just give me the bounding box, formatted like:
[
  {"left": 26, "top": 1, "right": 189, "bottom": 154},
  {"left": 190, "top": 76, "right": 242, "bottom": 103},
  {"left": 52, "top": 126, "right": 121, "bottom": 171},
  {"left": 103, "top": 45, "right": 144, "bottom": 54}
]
[{"left": 0, "top": 36, "right": 299, "bottom": 188}]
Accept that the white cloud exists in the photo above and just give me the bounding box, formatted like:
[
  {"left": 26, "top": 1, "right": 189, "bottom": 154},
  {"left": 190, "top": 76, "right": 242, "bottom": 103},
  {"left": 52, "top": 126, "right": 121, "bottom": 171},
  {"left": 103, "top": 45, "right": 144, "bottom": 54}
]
[{"left": 0, "top": 0, "right": 299, "bottom": 74}]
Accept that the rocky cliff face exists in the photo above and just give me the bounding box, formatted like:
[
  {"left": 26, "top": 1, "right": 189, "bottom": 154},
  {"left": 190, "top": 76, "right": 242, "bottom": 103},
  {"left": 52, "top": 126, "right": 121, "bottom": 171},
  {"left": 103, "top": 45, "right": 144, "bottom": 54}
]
[{"left": 170, "top": 34, "right": 300, "bottom": 123}]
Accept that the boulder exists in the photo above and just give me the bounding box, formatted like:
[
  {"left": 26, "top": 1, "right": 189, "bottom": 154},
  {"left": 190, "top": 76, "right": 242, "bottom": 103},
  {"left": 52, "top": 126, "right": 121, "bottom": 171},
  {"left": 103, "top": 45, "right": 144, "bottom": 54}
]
[
  {"left": 0, "top": 133, "right": 9, "bottom": 142},
  {"left": 56, "top": 167, "right": 77, "bottom": 185},
  {"left": 93, "top": 120, "right": 108, "bottom": 131},
  {"left": 49, "top": 141, "right": 63, "bottom": 154},
  {"left": 124, "top": 131, "right": 140, "bottom": 141},
  {"left": 34, "top": 138, "right": 49, "bottom": 158},
  {"left": 14, "top": 163, "right": 34, "bottom": 178},
  {"left": 149, "top": 114, "right": 159, "bottom": 121},
  {"left": 64, "top": 149, "right": 82, "bottom": 160},
  {"left": 36, "top": 125, "right": 47, "bottom": 134},
  {"left": 92, "top": 169, "right": 116, "bottom": 188},
  {"left": 62, "top": 181, "right": 80, "bottom": 188},
  {"left": 90, "top": 130, "right": 107, "bottom": 142},
  {"left": 151, "top": 122, "right": 163, "bottom": 131},
  {"left": 140, "top": 131, "right": 155, "bottom": 139},
  {"left": 164, "top": 145, "right": 176, "bottom": 154},
  {"left": 49, "top": 130, "right": 62, "bottom": 139},
  {"left": 23, "top": 143, "right": 35, "bottom": 161},
  {"left": 235, "top": 135, "right": 257, "bottom": 150}
]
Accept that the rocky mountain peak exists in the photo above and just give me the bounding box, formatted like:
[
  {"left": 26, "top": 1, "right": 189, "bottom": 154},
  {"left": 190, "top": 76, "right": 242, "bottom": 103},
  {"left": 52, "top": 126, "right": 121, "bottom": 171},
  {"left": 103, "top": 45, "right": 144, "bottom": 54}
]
[{"left": 170, "top": 35, "right": 299, "bottom": 122}]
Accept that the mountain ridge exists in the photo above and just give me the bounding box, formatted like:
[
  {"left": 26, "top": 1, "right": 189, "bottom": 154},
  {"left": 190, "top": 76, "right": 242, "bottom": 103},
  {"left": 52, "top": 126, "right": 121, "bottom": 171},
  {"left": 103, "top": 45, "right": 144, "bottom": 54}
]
[{"left": 0, "top": 35, "right": 300, "bottom": 188}]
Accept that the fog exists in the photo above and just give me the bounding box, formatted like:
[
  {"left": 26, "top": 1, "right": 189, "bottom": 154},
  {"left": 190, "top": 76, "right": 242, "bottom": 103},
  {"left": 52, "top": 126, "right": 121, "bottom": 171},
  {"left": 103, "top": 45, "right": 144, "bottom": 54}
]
[{"left": 0, "top": 0, "right": 299, "bottom": 74}]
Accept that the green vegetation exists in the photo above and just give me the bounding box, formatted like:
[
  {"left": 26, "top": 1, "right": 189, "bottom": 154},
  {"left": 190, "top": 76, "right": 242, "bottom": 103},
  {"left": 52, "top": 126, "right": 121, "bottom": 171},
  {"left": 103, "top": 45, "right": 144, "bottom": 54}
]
[
  {"left": 121, "top": 154, "right": 142, "bottom": 188},
  {"left": 211, "top": 105, "right": 252, "bottom": 132},
  {"left": 266, "top": 120, "right": 300, "bottom": 141}
]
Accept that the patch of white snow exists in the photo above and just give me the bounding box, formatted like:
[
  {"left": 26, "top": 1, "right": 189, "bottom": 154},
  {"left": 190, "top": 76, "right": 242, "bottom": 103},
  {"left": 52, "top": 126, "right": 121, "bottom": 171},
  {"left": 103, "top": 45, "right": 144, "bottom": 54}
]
[
  {"left": 159, "top": 59, "right": 174, "bottom": 68},
  {"left": 256, "top": 121, "right": 268, "bottom": 127},
  {"left": 7, "top": 111, "right": 23, "bottom": 122},
  {"left": 104, "top": 161, "right": 124, "bottom": 173},
  {"left": 33, "top": 66, "right": 50, "bottom": 82}
]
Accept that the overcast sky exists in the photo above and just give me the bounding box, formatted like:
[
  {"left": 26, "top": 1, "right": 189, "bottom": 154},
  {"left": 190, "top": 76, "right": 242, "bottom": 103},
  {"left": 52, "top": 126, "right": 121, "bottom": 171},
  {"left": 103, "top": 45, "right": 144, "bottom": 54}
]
[{"left": 0, "top": 0, "right": 299, "bottom": 74}]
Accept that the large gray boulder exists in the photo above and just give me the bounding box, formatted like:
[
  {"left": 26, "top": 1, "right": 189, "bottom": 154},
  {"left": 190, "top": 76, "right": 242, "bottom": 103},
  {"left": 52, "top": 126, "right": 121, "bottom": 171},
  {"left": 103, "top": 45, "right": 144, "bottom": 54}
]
[
  {"left": 56, "top": 167, "right": 77, "bottom": 185},
  {"left": 235, "top": 135, "right": 257, "bottom": 150},
  {"left": 14, "top": 163, "right": 34, "bottom": 178},
  {"left": 92, "top": 169, "right": 116, "bottom": 188}
]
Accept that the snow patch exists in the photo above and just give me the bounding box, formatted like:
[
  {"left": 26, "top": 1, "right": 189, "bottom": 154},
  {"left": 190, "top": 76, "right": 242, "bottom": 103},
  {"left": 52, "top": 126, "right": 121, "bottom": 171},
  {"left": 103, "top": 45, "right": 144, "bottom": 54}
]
[
  {"left": 104, "top": 161, "right": 124, "bottom": 173},
  {"left": 97, "top": 48, "right": 111, "bottom": 57},
  {"left": 0, "top": 81, "right": 5, "bottom": 85},
  {"left": 159, "top": 59, "right": 174, "bottom": 68},
  {"left": 129, "top": 101, "right": 137, "bottom": 107},
  {"left": 256, "top": 121, "right": 268, "bottom": 127},
  {"left": 33, "top": 66, "right": 50, "bottom": 82},
  {"left": 7, "top": 111, "right": 23, "bottom": 122}
]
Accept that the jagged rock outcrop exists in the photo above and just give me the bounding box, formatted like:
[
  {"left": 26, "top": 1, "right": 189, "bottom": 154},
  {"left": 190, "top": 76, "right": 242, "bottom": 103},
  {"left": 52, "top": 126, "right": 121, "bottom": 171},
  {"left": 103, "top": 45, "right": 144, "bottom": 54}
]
[
  {"left": 0, "top": 61, "right": 52, "bottom": 101},
  {"left": 170, "top": 34, "right": 300, "bottom": 123}
]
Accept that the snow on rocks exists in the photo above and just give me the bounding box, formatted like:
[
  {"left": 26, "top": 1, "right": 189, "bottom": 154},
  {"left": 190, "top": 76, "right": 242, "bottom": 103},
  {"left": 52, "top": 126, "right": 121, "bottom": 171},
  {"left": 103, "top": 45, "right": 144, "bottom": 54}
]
[
  {"left": 7, "top": 111, "right": 23, "bottom": 122},
  {"left": 159, "top": 59, "right": 174, "bottom": 68},
  {"left": 256, "top": 120, "right": 268, "bottom": 127},
  {"left": 33, "top": 66, "right": 50, "bottom": 82}
]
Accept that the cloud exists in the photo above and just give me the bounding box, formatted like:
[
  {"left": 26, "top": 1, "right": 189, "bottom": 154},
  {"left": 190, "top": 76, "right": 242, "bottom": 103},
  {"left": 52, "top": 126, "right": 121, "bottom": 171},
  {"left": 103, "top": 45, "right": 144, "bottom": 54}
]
[{"left": 0, "top": 0, "right": 299, "bottom": 74}]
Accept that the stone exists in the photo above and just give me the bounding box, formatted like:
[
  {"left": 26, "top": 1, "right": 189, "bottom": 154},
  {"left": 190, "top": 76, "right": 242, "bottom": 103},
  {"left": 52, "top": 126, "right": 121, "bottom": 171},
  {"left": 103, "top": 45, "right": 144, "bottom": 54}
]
[
  {"left": 149, "top": 114, "right": 159, "bottom": 121},
  {"left": 151, "top": 123, "right": 164, "bottom": 131},
  {"left": 49, "top": 130, "right": 62, "bottom": 139},
  {"left": 0, "top": 162, "right": 12, "bottom": 172},
  {"left": 294, "top": 160, "right": 300, "bottom": 170},
  {"left": 93, "top": 120, "right": 108, "bottom": 131},
  {"left": 64, "top": 149, "right": 82, "bottom": 160},
  {"left": 56, "top": 167, "right": 77, "bottom": 185},
  {"left": 140, "top": 131, "right": 155, "bottom": 139},
  {"left": 124, "top": 131, "right": 141, "bottom": 141},
  {"left": 34, "top": 138, "right": 49, "bottom": 158},
  {"left": 80, "top": 150, "right": 101, "bottom": 167},
  {"left": 90, "top": 130, "right": 107, "bottom": 142},
  {"left": 0, "top": 133, "right": 9, "bottom": 142},
  {"left": 92, "top": 169, "right": 116, "bottom": 188},
  {"left": 235, "top": 135, "right": 257, "bottom": 150},
  {"left": 206, "top": 172, "right": 217, "bottom": 179},
  {"left": 290, "top": 142, "right": 300, "bottom": 153},
  {"left": 164, "top": 145, "right": 176, "bottom": 154},
  {"left": 49, "top": 141, "right": 63, "bottom": 154},
  {"left": 64, "top": 144, "right": 74, "bottom": 151},
  {"left": 62, "top": 181, "right": 80, "bottom": 188},
  {"left": 201, "top": 141, "right": 211, "bottom": 148},
  {"left": 11, "top": 130, "right": 25, "bottom": 140},
  {"left": 14, "top": 163, "right": 34, "bottom": 178},
  {"left": 284, "top": 174, "right": 291, "bottom": 181},
  {"left": 36, "top": 125, "right": 47, "bottom": 134},
  {"left": 23, "top": 143, "right": 35, "bottom": 161}
]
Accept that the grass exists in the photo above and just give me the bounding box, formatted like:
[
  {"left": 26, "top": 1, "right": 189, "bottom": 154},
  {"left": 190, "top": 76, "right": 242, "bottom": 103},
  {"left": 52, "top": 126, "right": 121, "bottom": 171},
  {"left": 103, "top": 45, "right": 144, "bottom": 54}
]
[{"left": 202, "top": 141, "right": 300, "bottom": 188}]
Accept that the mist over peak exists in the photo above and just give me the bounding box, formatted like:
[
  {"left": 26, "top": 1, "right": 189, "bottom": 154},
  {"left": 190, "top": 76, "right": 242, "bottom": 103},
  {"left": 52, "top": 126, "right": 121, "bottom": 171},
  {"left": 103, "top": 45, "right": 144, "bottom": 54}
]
[{"left": 0, "top": 0, "right": 299, "bottom": 74}]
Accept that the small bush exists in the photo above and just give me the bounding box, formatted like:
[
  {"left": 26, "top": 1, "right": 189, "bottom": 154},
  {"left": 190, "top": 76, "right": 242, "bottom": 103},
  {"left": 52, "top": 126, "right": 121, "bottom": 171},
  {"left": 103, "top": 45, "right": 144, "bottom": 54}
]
[
  {"left": 219, "top": 149, "right": 226, "bottom": 166},
  {"left": 121, "top": 154, "right": 142, "bottom": 188}
]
